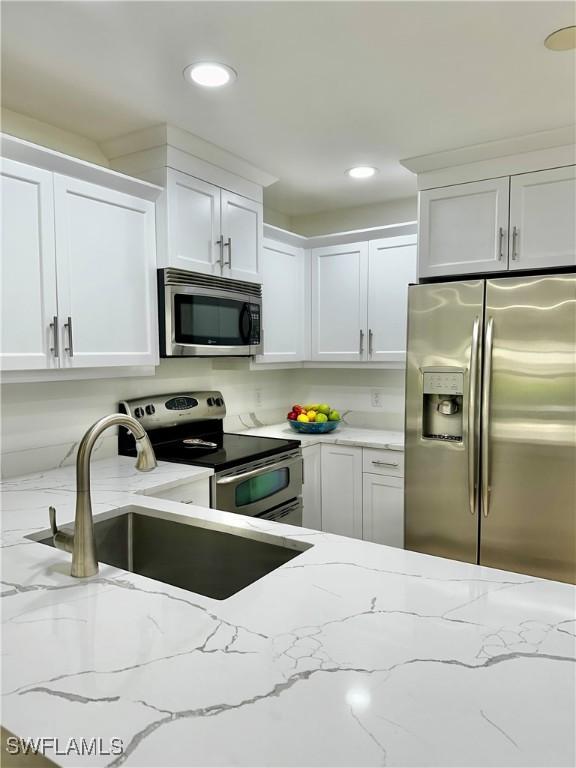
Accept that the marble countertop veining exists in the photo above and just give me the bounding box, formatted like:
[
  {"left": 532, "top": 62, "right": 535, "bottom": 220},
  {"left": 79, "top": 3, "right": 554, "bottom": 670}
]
[
  {"left": 232, "top": 422, "right": 405, "bottom": 450},
  {"left": 1, "top": 457, "right": 575, "bottom": 767}
]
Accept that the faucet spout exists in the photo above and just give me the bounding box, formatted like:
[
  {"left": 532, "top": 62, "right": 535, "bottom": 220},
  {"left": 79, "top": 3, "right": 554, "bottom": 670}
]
[{"left": 50, "top": 413, "right": 157, "bottom": 578}]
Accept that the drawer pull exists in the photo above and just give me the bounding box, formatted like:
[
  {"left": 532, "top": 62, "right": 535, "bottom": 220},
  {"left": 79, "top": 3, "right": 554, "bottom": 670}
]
[{"left": 372, "top": 460, "right": 399, "bottom": 467}]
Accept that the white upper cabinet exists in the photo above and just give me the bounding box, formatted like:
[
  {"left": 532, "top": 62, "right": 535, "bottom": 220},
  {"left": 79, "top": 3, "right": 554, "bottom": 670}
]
[
  {"left": 258, "top": 238, "right": 306, "bottom": 363},
  {"left": 1, "top": 147, "right": 159, "bottom": 375},
  {"left": 220, "top": 190, "right": 262, "bottom": 282},
  {"left": 311, "top": 242, "right": 368, "bottom": 361},
  {"left": 157, "top": 170, "right": 263, "bottom": 283},
  {"left": 418, "top": 178, "right": 510, "bottom": 278},
  {"left": 509, "top": 166, "right": 576, "bottom": 271},
  {"left": 1, "top": 159, "right": 58, "bottom": 371},
  {"left": 367, "top": 236, "right": 417, "bottom": 362},
  {"left": 163, "top": 169, "right": 221, "bottom": 275},
  {"left": 53, "top": 175, "right": 157, "bottom": 368}
]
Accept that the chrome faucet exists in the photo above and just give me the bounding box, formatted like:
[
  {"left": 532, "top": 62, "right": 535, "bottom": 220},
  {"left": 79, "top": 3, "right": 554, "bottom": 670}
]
[{"left": 49, "top": 414, "right": 157, "bottom": 578}]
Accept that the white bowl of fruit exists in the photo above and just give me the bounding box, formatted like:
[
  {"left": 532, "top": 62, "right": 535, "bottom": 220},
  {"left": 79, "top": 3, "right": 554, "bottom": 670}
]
[{"left": 286, "top": 404, "right": 341, "bottom": 433}]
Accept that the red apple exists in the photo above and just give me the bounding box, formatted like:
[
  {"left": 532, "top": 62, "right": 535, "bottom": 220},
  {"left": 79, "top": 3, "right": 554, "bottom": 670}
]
[
  {"left": 287, "top": 411, "right": 298, "bottom": 421},
  {"left": 292, "top": 405, "right": 304, "bottom": 414}
]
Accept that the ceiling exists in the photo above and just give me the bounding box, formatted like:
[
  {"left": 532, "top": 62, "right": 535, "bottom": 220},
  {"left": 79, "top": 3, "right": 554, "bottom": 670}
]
[{"left": 2, "top": 1, "right": 575, "bottom": 216}]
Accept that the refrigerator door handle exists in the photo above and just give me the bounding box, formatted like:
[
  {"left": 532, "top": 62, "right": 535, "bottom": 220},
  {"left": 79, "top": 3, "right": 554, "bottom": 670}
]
[
  {"left": 467, "top": 316, "right": 481, "bottom": 515},
  {"left": 481, "top": 316, "right": 495, "bottom": 517}
]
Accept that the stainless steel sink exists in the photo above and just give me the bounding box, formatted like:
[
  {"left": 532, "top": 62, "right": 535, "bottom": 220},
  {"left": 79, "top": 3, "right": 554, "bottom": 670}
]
[{"left": 29, "top": 505, "right": 311, "bottom": 600}]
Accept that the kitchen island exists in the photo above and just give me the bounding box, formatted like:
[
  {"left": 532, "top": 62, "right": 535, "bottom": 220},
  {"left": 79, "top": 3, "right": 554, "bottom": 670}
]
[{"left": 1, "top": 458, "right": 575, "bottom": 767}]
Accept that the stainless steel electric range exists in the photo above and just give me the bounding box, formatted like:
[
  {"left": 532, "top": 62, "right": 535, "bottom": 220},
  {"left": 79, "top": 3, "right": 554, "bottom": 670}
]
[{"left": 118, "top": 392, "right": 303, "bottom": 526}]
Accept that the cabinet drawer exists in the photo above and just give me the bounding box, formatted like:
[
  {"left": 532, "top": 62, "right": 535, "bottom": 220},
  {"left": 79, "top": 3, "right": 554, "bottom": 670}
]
[{"left": 363, "top": 448, "right": 404, "bottom": 477}]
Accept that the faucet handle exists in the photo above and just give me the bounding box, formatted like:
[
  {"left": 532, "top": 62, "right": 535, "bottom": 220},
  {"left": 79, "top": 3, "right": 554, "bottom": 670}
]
[
  {"left": 49, "top": 506, "right": 74, "bottom": 553},
  {"left": 49, "top": 506, "right": 58, "bottom": 536}
]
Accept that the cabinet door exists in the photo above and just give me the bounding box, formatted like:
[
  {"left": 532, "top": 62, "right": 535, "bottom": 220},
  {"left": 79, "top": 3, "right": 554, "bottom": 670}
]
[
  {"left": 311, "top": 242, "right": 368, "bottom": 361},
  {"left": 362, "top": 473, "right": 404, "bottom": 548},
  {"left": 368, "top": 236, "right": 417, "bottom": 362},
  {"left": 54, "top": 175, "right": 158, "bottom": 368},
  {"left": 302, "top": 444, "right": 322, "bottom": 530},
  {"left": 418, "top": 178, "right": 509, "bottom": 278},
  {"left": 509, "top": 166, "right": 576, "bottom": 271},
  {"left": 164, "top": 170, "right": 222, "bottom": 275},
  {"left": 258, "top": 238, "right": 305, "bottom": 363},
  {"left": 220, "top": 190, "right": 263, "bottom": 282},
  {"left": 0, "top": 159, "right": 58, "bottom": 371},
  {"left": 320, "top": 445, "right": 362, "bottom": 538}
]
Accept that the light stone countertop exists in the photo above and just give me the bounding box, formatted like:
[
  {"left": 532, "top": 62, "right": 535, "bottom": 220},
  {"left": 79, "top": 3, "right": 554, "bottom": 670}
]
[
  {"left": 232, "top": 422, "right": 405, "bottom": 451},
  {"left": 1, "top": 456, "right": 575, "bottom": 767}
]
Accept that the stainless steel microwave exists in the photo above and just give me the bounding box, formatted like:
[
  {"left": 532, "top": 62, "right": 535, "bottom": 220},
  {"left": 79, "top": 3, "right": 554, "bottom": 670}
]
[{"left": 158, "top": 268, "right": 263, "bottom": 357}]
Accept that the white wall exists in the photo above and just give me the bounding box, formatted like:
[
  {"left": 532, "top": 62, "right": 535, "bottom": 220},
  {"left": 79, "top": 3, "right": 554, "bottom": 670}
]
[
  {"left": 298, "top": 368, "right": 406, "bottom": 431},
  {"left": 288, "top": 197, "right": 417, "bottom": 236},
  {"left": 0, "top": 362, "right": 405, "bottom": 477},
  {"left": 0, "top": 360, "right": 301, "bottom": 477},
  {"left": 263, "top": 207, "right": 292, "bottom": 230},
  {"left": 1, "top": 109, "right": 110, "bottom": 166}
]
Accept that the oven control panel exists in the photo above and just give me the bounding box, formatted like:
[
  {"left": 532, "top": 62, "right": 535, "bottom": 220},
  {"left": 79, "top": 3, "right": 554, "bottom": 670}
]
[{"left": 120, "top": 391, "right": 226, "bottom": 429}]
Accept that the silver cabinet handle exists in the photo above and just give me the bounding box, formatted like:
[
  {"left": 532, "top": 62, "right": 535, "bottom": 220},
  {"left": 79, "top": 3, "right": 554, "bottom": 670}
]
[
  {"left": 368, "top": 328, "right": 374, "bottom": 356},
  {"left": 224, "top": 237, "right": 232, "bottom": 268},
  {"left": 216, "top": 236, "right": 224, "bottom": 268},
  {"left": 511, "top": 226, "right": 519, "bottom": 260},
  {"left": 50, "top": 316, "right": 59, "bottom": 358},
  {"left": 498, "top": 227, "right": 505, "bottom": 261},
  {"left": 372, "top": 460, "right": 399, "bottom": 467},
  {"left": 467, "top": 316, "right": 481, "bottom": 515},
  {"left": 481, "top": 316, "right": 494, "bottom": 517},
  {"left": 64, "top": 316, "right": 74, "bottom": 357},
  {"left": 359, "top": 329, "right": 364, "bottom": 354}
]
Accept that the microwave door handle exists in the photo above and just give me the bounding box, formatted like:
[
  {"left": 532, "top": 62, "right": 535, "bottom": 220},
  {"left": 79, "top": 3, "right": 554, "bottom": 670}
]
[{"left": 239, "top": 303, "right": 252, "bottom": 344}]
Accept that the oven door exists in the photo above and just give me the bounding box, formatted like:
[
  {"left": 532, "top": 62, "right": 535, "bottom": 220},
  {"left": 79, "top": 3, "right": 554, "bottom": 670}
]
[
  {"left": 163, "top": 284, "right": 262, "bottom": 357},
  {"left": 213, "top": 452, "right": 303, "bottom": 518}
]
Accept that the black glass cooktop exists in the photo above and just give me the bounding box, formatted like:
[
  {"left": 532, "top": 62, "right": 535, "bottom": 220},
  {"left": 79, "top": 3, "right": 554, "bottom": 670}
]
[{"left": 153, "top": 433, "right": 300, "bottom": 472}]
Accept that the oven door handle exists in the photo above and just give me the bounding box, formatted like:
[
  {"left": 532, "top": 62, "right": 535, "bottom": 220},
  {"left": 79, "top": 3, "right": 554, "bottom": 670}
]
[
  {"left": 259, "top": 500, "right": 301, "bottom": 522},
  {"left": 216, "top": 457, "right": 300, "bottom": 485}
]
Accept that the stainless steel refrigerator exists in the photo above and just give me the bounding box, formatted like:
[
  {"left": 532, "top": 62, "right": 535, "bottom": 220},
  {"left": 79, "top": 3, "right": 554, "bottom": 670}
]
[{"left": 404, "top": 274, "right": 576, "bottom": 584}]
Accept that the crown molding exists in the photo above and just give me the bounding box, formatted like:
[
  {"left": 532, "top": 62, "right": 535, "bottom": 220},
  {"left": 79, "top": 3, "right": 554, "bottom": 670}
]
[
  {"left": 401, "top": 125, "right": 576, "bottom": 174},
  {"left": 100, "top": 123, "right": 277, "bottom": 189}
]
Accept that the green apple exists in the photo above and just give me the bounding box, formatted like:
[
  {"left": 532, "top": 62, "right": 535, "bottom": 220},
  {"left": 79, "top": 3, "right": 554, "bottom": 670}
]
[
  {"left": 316, "top": 412, "right": 328, "bottom": 423},
  {"left": 328, "top": 410, "right": 341, "bottom": 421},
  {"left": 317, "top": 403, "right": 331, "bottom": 415}
]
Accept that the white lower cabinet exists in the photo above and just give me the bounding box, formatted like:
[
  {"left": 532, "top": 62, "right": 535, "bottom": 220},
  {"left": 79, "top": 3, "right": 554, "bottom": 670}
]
[
  {"left": 320, "top": 444, "right": 363, "bottom": 538},
  {"left": 362, "top": 474, "right": 404, "bottom": 548},
  {"left": 311, "top": 443, "right": 404, "bottom": 547},
  {"left": 302, "top": 444, "right": 322, "bottom": 530}
]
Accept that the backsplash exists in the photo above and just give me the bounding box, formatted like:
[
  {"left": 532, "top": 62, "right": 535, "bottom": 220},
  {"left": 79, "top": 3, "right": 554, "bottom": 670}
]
[{"left": 0, "top": 361, "right": 405, "bottom": 477}]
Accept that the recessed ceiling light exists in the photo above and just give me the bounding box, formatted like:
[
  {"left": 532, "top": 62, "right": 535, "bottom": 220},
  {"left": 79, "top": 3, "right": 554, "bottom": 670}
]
[
  {"left": 544, "top": 26, "right": 576, "bottom": 51},
  {"left": 183, "top": 62, "right": 237, "bottom": 88},
  {"left": 346, "top": 166, "right": 378, "bottom": 179}
]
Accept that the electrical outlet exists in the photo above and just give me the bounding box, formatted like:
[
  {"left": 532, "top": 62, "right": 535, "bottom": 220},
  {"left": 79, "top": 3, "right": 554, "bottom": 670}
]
[
  {"left": 255, "top": 388, "right": 263, "bottom": 407},
  {"left": 371, "top": 390, "right": 383, "bottom": 408}
]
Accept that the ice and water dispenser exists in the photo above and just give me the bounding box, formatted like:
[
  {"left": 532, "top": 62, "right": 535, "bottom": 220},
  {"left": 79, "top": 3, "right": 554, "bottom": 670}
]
[{"left": 421, "top": 369, "right": 464, "bottom": 442}]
